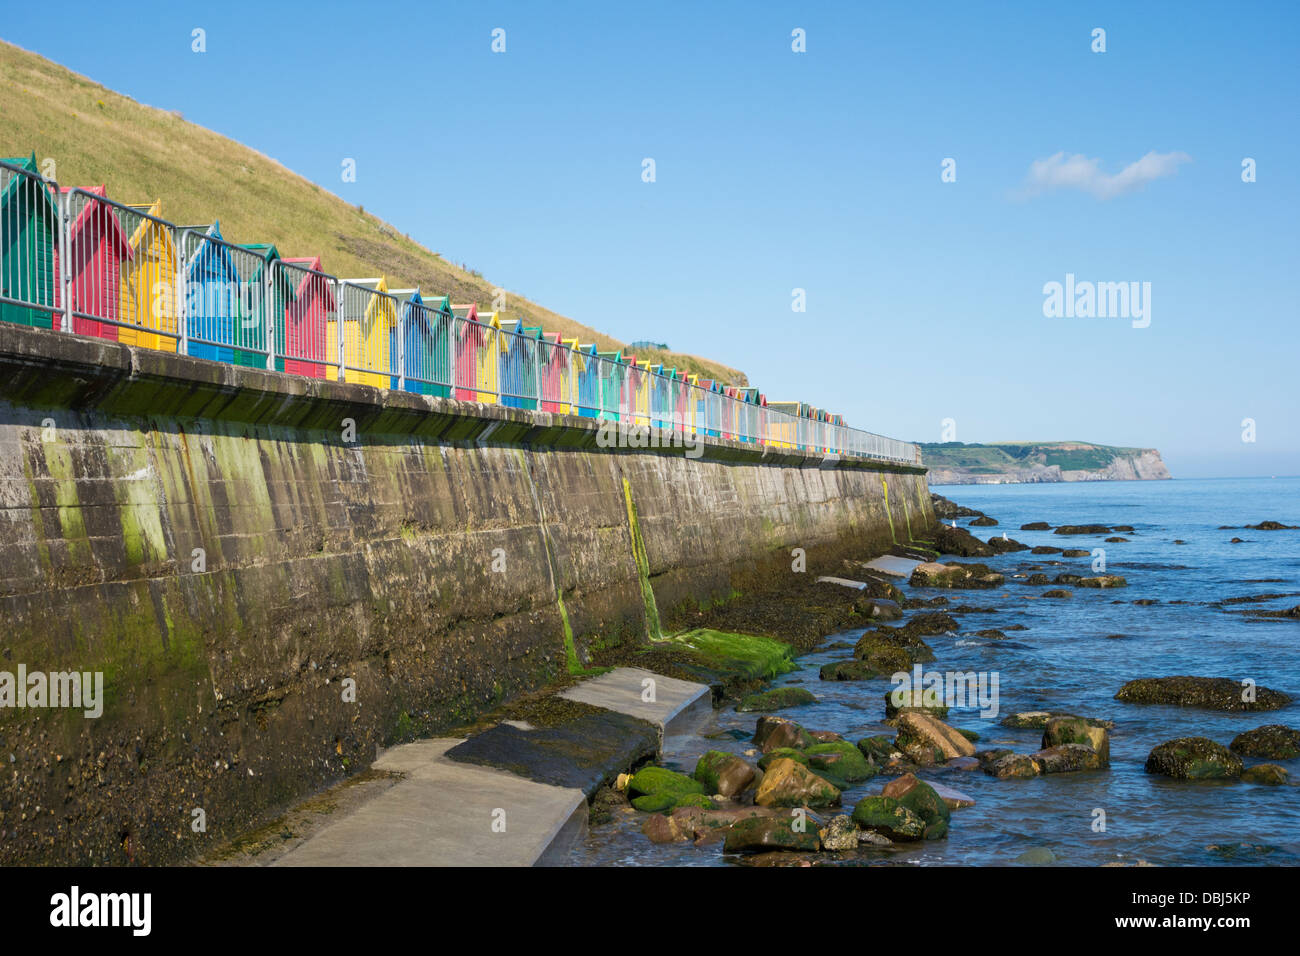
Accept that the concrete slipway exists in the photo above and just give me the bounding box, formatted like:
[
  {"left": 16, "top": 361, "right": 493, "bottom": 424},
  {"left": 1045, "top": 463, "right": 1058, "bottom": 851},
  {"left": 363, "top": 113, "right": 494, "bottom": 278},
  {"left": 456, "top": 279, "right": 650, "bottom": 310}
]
[{"left": 271, "top": 668, "right": 711, "bottom": 867}]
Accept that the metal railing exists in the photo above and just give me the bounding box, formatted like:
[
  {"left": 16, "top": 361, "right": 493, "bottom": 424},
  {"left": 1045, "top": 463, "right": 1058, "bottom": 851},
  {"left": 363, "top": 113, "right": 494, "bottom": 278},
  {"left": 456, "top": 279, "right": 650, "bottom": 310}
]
[{"left": 0, "top": 158, "right": 920, "bottom": 464}]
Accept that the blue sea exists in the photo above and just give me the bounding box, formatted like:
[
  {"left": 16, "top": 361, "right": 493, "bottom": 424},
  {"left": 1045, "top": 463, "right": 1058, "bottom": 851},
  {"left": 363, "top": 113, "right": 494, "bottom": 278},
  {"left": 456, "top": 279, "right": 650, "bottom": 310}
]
[{"left": 575, "top": 477, "right": 1300, "bottom": 866}]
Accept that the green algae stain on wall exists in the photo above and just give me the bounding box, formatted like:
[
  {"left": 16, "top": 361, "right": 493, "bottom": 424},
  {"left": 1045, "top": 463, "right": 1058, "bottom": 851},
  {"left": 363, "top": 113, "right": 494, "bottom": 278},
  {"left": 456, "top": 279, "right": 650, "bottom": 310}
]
[
  {"left": 622, "top": 477, "right": 662, "bottom": 641},
  {"left": 880, "top": 476, "right": 897, "bottom": 545}
]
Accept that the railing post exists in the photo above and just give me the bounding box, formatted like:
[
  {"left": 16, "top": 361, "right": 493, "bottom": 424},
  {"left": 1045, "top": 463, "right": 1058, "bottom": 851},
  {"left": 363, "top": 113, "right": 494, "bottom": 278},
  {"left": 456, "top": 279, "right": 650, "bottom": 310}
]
[
  {"left": 176, "top": 228, "right": 189, "bottom": 357},
  {"left": 337, "top": 280, "right": 346, "bottom": 382},
  {"left": 264, "top": 257, "right": 276, "bottom": 371},
  {"left": 397, "top": 297, "right": 406, "bottom": 392},
  {"left": 57, "top": 186, "right": 72, "bottom": 332}
]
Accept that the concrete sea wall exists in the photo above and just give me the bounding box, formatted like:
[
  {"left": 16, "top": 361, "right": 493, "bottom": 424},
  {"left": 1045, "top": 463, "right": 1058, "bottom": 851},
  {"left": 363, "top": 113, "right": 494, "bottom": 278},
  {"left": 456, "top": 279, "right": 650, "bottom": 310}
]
[{"left": 0, "top": 323, "right": 932, "bottom": 864}]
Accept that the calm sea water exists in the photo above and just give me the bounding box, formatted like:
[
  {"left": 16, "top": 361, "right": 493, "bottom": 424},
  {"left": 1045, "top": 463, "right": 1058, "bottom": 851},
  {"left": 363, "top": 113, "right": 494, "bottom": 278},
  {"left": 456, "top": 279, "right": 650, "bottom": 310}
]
[{"left": 574, "top": 477, "right": 1300, "bottom": 866}]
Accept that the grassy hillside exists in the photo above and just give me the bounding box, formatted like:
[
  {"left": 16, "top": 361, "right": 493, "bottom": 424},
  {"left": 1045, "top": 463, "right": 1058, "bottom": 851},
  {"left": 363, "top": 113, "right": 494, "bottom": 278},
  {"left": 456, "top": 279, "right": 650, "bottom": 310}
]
[
  {"left": 920, "top": 441, "right": 1154, "bottom": 474},
  {"left": 0, "top": 39, "right": 745, "bottom": 384}
]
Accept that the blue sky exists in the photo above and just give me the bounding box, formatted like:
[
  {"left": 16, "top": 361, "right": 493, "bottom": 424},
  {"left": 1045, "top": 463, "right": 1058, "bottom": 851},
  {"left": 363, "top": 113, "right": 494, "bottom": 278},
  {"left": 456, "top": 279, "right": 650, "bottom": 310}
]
[{"left": 4, "top": 1, "right": 1297, "bottom": 477}]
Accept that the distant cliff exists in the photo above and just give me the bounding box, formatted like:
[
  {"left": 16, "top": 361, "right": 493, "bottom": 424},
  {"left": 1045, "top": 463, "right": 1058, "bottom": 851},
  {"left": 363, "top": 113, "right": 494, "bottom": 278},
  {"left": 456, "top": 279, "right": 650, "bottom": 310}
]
[{"left": 920, "top": 441, "right": 1172, "bottom": 485}]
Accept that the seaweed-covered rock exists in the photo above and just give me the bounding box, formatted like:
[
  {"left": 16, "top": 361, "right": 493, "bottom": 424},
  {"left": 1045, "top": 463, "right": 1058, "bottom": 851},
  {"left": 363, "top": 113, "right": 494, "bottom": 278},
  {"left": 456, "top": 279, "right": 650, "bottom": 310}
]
[
  {"left": 910, "top": 562, "right": 1004, "bottom": 589},
  {"left": 1229, "top": 725, "right": 1300, "bottom": 759},
  {"left": 884, "top": 689, "right": 950, "bottom": 721},
  {"left": 737, "top": 687, "right": 817, "bottom": 713},
  {"left": 850, "top": 796, "right": 926, "bottom": 841},
  {"left": 1023, "top": 574, "right": 1051, "bottom": 586},
  {"left": 628, "top": 766, "right": 706, "bottom": 799},
  {"left": 1241, "top": 764, "right": 1289, "bottom": 785},
  {"left": 1042, "top": 589, "right": 1073, "bottom": 599},
  {"left": 804, "top": 741, "right": 878, "bottom": 782},
  {"left": 1021, "top": 522, "right": 1052, "bottom": 531},
  {"left": 854, "top": 598, "right": 903, "bottom": 622},
  {"left": 753, "top": 716, "right": 815, "bottom": 753},
  {"left": 1030, "top": 545, "right": 1063, "bottom": 554},
  {"left": 1144, "top": 737, "right": 1243, "bottom": 779},
  {"left": 987, "top": 536, "right": 1030, "bottom": 553},
  {"left": 1116, "top": 677, "right": 1292, "bottom": 712},
  {"left": 853, "top": 629, "right": 935, "bottom": 670},
  {"left": 1002, "top": 711, "right": 1113, "bottom": 730},
  {"left": 905, "top": 611, "right": 960, "bottom": 635},
  {"left": 1077, "top": 575, "right": 1128, "bottom": 589},
  {"left": 1061, "top": 549, "right": 1091, "bottom": 557},
  {"left": 970, "top": 515, "right": 998, "bottom": 526},
  {"left": 1042, "top": 716, "right": 1110, "bottom": 765},
  {"left": 631, "top": 793, "right": 678, "bottom": 813},
  {"left": 932, "top": 524, "right": 996, "bottom": 557},
  {"left": 856, "top": 735, "right": 897, "bottom": 762},
  {"left": 819, "top": 660, "right": 878, "bottom": 681},
  {"left": 723, "top": 815, "right": 821, "bottom": 853},
  {"left": 1054, "top": 524, "right": 1111, "bottom": 535},
  {"left": 1032, "top": 744, "right": 1106, "bottom": 774},
  {"left": 819, "top": 814, "right": 860, "bottom": 851},
  {"left": 881, "top": 774, "right": 951, "bottom": 838},
  {"left": 753, "top": 757, "right": 842, "bottom": 808},
  {"left": 694, "top": 750, "right": 756, "bottom": 797},
  {"left": 1245, "top": 520, "right": 1298, "bottom": 530}
]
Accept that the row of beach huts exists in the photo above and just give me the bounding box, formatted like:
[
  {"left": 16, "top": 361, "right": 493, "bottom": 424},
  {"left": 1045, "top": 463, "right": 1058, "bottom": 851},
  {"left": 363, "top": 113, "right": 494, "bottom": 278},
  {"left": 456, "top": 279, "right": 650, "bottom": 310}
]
[{"left": 0, "top": 153, "right": 918, "bottom": 462}]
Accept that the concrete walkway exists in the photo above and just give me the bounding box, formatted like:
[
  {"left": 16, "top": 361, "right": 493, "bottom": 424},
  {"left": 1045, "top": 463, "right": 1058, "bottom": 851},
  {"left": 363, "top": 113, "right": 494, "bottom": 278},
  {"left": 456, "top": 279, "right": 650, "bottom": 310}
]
[
  {"left": 861, "top": 555, "right": 923, "bottom": 578},
  {"left": 273, "top": 667, "right": 711, "bottom": 867}
]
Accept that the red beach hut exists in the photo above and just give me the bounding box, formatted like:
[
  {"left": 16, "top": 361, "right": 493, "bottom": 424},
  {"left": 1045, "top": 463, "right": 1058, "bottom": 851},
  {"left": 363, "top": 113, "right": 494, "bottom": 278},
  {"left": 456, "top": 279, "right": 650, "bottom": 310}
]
[{"left": 55, "top": 186, "right": 132, "bottom": 340}]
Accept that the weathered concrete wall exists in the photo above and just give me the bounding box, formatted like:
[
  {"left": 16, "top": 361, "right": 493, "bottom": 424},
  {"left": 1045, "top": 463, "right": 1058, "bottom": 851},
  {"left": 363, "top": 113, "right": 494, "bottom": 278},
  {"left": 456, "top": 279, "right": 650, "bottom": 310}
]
[{"left": 0, "top": 323, "right": 932, "bottom": 864}]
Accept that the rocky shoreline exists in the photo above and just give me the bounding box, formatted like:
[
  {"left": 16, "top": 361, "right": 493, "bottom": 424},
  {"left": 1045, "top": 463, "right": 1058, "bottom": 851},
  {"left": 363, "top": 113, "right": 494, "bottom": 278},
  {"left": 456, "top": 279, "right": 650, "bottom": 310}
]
[{"left": 587, "top": 493, "right": 1298, "bottom": 864}]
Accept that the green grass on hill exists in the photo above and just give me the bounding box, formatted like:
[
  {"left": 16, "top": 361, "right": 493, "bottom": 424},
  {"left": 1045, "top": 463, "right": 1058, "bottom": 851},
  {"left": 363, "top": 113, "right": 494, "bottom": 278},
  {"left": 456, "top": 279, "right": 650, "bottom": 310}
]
[
  {"left": 0, "top": 39, "right": 745, "bottom": 385},
  {"left": 920, "top": 441, "right": 1153, "bottom": 472}
]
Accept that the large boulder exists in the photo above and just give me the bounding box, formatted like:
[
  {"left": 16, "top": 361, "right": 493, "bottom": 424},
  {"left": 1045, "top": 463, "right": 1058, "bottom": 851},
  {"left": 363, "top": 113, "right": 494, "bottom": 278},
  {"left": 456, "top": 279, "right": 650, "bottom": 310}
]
[
  {"left": 932, "top": 524, "right": 996, "bottom": 557},
  {"left": 753, "top": 757, "right": 842, "bottom": 808},
  {"left": 880, "top": 774, "right": 951, "bottom": 839},
  {"left": 723, "top": 815, "right": 820, "bottom": 853},
  {"left": 820, "top": 659, "right": 878, "bottom": 681},
  {"left": 1054, "top": 524, "right": 1111, "bottom": 535},
  {"left": 757, "top": 747, "right": 808, "bottom": 770},
  {"left": 970, "top": 515, "right": 998, "bottom": 527},
  {"left": 905, "top": 611, "right": 961, "bottom": 635},
  {"left": 884, "top": 689, "right": 949, "bottom": 721},
  {"left": 854, "top": 630, "right": 935, "bottom": 671},
  {"left": 804, "top": 741, "right": 878, "bottom": 782},
  {"left": 753, "top": 716, "right": 815, "bottom": 753},
  {"left": 737, "top": 687, "right": 817, "bottom": 713},
  {"left": 1001, "top": 711, "right": 1114, "bottom": 730},
  {"left": 1031, "top": 744, "right": 1107, "bottom": 773},
  {"left": 910, "top": 561, "right": 1004, "bottom": 589},
  {"left": 1229, "top": 725, "right": 1300, "bottom": 759},
  {"left": 856, "top": 735, "right": 898, "bottom": 763},
  {"left": 895, "top": 712, "right": 977, "bottom": 764},
  {"left": 854, "top": 598, "right": 904, "bottom": 622},
  {"left": 1042, "top": 716, "right": 1110, "bottom": 765},
  {"left": 1144, "top": 737, "right": 1244, "bottom": 779},
  {"left": 694, "top": 750, "right": 756, "bottom": 798},
  {"left": 984, "top": 753, "right": 1041, "bottom": 778},
  {"left": 850, "top": 796, "right": 926, "bottom": 841},
  {"left": 1116, "top": 677, "right": 1292, "bottom": 712}
]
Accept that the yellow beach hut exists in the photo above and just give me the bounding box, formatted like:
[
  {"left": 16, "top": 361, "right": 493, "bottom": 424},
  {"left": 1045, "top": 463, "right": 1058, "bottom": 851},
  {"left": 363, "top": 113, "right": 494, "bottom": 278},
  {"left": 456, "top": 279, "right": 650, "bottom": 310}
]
[{"left": 117, "top": 200, "right": 179, "bottom": 352}]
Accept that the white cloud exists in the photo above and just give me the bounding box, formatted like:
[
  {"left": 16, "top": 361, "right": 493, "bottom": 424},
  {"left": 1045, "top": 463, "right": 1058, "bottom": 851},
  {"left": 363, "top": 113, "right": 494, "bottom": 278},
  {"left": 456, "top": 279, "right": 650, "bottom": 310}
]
[{"left": 1019, "top": 150, "right": 1192, "bottom": 200}]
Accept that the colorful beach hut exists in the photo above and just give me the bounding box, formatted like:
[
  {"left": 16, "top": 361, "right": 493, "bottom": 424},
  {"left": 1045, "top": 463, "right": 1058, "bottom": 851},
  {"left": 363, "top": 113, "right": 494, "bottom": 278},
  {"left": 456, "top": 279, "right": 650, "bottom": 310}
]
[
  {"left": 452, "top": 304, "right": 501, "bottom": 401},
  {"left": 118, "top": 200, "right": 179, "bottom": 352},
  {"left": 280, "top": 256, "right": 333, "bottom": 378},
  {"left": 232, "top": 242, "right": 291, "bottom": 369},
  {"left": 498, "top": 318, "right": 539, "bottom": 409},
  {"left": 0, "top": 154, "right": 59, "bottom": 329},
  {"left": 537, "top": 331, "right": 568, "bottom": 413},
  {"left": 572, "top": 342, "right": 600, "bottom": 417},
  {"left": 395, "top": 291, "right": 453, "bottom": 397},
  {"left": 54, "top": 185, "right": 132, "bottom": 340},
  {"left": 328, "top": 277, "right": 398, "bottom": 388},
  {"left": 596, "top": 350, "right": 625, "bottom": 420},
  {"left": 181, "top": 221, "right": 242, "bottom": 364}
]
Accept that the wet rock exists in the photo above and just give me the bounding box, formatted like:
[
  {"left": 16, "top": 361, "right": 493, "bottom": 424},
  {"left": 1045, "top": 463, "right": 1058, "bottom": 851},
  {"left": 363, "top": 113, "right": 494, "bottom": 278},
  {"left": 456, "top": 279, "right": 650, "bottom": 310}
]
[
  {"left": 1113, "top": 525, "right": 1135, "bottom": 533},
  {"left": 895, "top": 712, "right": 977, "bottom": 764},
  {"left": 1144, "top": 737, "right": 1243, "bottom": 779},
  {"left": 880, "top": 774, "right": 951, "bottom": 838},
  {"left": 910, "top": 561, "right": 1004, "bottom": 589},
  {"left": 1229, "top": 725, "right": 1300, "bottom": 759},
  {"left": 905, "top": 611, "right": 960, "bottom": 635},
  {"left": 819, "top": 660, "right": 878, "bottom": 681},
  {"left": 850, "top": 796, "right": 926, "bottom": 841},
  {"left": 1245, "top": 520, "right": 1298, "bottom": 530},
  {"left": 1116, "top": 677, "right": 1292, "bottom": 712},
  {"left": 885, "top": 772, "right": 974, "bottom": 810},
  {"left": 985, "top": 753, "right": 1041, "bottom": 778},
  {"left": 1016, "top": 847, "right": 1057, "bottom": 865},
  {"left": 974, "top": 628, "right": 1007, "bottom": 639},
  {"left": 1042, "top": 589, "right": 1073, "bottom": 599},
  {"left": 1054, "top": 525, "right": 1110, "bottom": 535},
  {"left": 930, "top": 494, "right": 985, "bottom": 520},
  {"left": 808, "top": 729, "right": 843, "bottom": 743},
  {"left": 753, "top": 716, "right": 815, "bottom": 753},
  {"left": 1042, "top": 716, "right": 1110, "bottom": 765},
  {"left": 737, "top": 687, "right": 817, "bottom": 713},
  {"left": 1241, "top": 764, "right": 1289, "bottom": 785},
  {"left": 1054, "top": 573, "right": 1083, "bottom": 584},
  {"left": 1105, "top": 536, "right": 1130, "bottom": 543},
  {"left": 946, "top": 756, "right": 981, "bottom": 771},
  {"left": 694, "top": 750, "right": 756, "bottom": 798},
  {"left": 853, "top": 629, "right": 935, "bottom": 669},
  {"left": 1173, "top": 539, "right": 1187, "bottom": 545},
  {"left": 854, "top": 598, "right": 903, "bottom": 622},
  {"left": 1030, "top": 545, "right": 1063, "bottom": 555},
  {"left": 1031, "top": 744, "right": 1106, "bottom": 773},
  {"left": 1077, "top": 575, "right": 1128, "bottom": 589},
  {"left": 1024, "top": 574, "right": 1051, "bottom": 586},
  {"left": 1133, "top": 599, "right": 1158, "bottom": 606},
  {"left": 818, "top": 814, "right": 860, "bottom": 851},
  {"left": 970, "top": 515, "right": 998, "bottom": 526},
  {"left": 1001, "top": 711, "right": 1113, "bottom": 730},
  {"left": 856, "top": 735, "right": 897, "bottom": 762},
  {"left": 1253, "top": 605, "right": 1300, "bottom": 620},
  {"left": 987, "top": 536, "right": 1030, "bottom": 553},
  {"left": 1021, "top": 522, "right": 1052, "bottom": 531},
  {"left": 805, "top": 741, "right": 877, "bottom": 782},
  {"left": 1230, "top": 537, "right": 1245, "bottom": 543},
  {"left": 753, "top": 757, "right": 841, "bottom": 808},
  {"left": 1061, "top": 549, "right": 1091, "bottom": 557},
  {"left": 932, "top": 524, "right": 996, "bottom": 557},
  {"left": 642, "top": 813, "right": 691, "bottom": 843},
  {"left": 632, "top": 793, "right": 680, "bottom": 812},
  {"left": 723, "top": 815, "right": 821, "bottom": 853}
]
